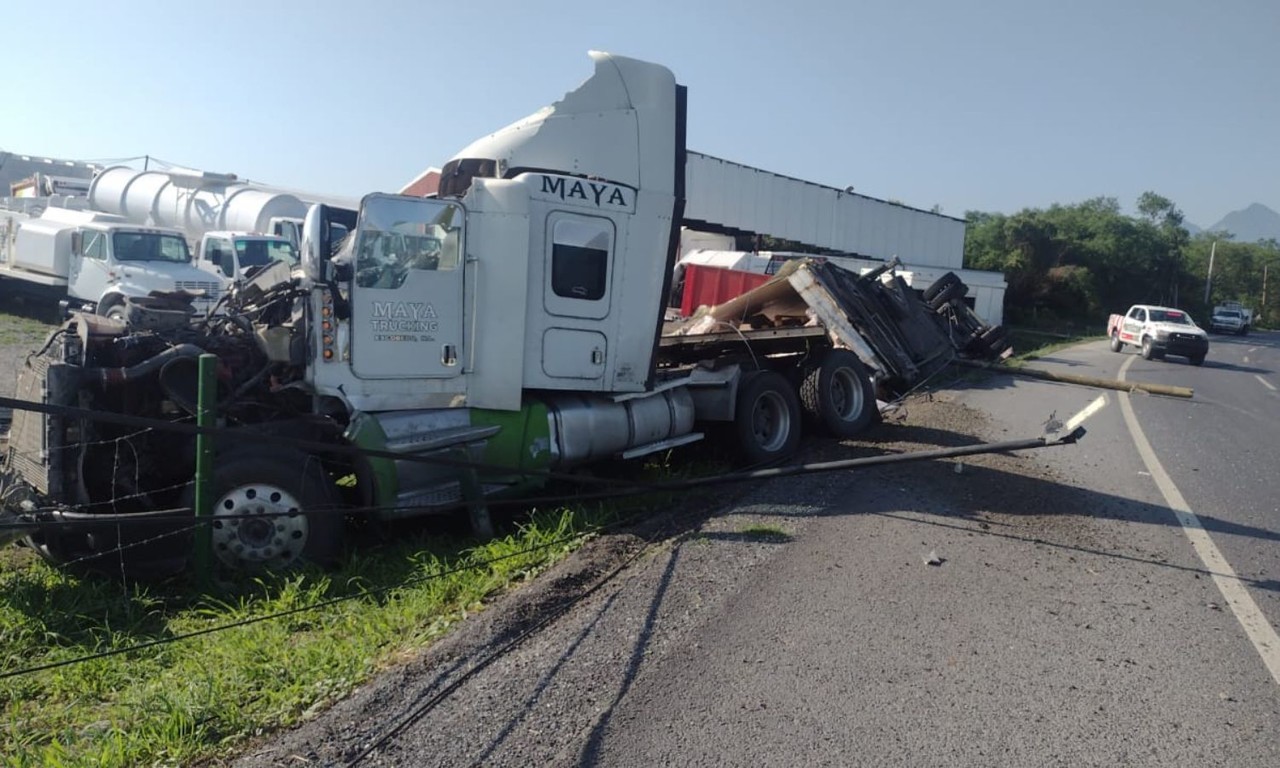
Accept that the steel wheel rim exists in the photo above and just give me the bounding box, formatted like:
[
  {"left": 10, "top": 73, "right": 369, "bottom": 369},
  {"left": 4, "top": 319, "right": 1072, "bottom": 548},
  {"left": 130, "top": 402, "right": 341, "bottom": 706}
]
[
  {"left": 751, "top": 390, "right": 791, "bottom": 452},
  {"left": 829, "top": 367, "right": 864, "bottom": 422},
  {"left": 211, "top": 483, "right": 308, "bottom": 567}
]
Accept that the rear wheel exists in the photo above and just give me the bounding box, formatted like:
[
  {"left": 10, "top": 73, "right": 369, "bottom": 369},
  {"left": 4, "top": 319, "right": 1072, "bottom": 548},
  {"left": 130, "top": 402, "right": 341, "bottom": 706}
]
[
  {"left": 980, "top": 326, "right": 1011, "bottom": 358},
  {"left": 923, "top": 272, "right": 962, "bottom": 303},
  {"left": 733, "top": 371, "right": 802, "bottom": 464},
  {"left": 799, "top": 349, "right": 877, "bottom": 438},
  {"left": 1110, "top": 331, "right": 1123, "bottom": 353},
  {"left": 927, "top": 282, "right": 967, "bottom": 311}
]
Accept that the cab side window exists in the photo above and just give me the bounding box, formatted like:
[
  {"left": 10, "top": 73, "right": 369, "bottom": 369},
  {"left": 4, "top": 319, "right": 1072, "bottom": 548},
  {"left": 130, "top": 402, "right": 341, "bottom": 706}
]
[
  {"left": 550, "top": 217, "right": 611, "bottom": 301},
  {"left": 204, "top": 238, "right": 234, "bottom": 275},
  {"left": 82, "top": 232, "right": 106, "bottom": 260}
]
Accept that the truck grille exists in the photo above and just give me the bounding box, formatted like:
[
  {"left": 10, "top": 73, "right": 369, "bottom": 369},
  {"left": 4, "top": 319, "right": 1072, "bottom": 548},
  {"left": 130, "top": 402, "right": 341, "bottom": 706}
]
[
  {"left": 173, "top": 280, "right": 221, "bottom": 296},
  {"left": 7, "top": 357, "right": 80, "bottom": 496}
]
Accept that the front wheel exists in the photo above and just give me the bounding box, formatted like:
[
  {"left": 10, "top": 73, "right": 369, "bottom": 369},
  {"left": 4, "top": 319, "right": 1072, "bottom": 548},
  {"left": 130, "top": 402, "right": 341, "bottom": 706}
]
[
  {"left": 1110, "top": 332, "right": 1123, "bottom": 353},
  {"left": 98, "top": 299, "right": 129, "bottom": 326},
  {"left": 733, "top": 370, "right": 802, "bottom": 464},
  {"left": 195, "top": 449, "right": 345, "bottom": 572},
  {"left": 1141, "top": 337, "right": 1155, "bottom": 360}
]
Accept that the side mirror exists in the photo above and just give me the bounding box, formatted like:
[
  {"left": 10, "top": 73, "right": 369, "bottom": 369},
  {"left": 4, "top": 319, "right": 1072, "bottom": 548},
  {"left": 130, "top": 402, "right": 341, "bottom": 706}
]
[
  {"left": 219, "top": 252, "right": 236, "bottom": 277},
  {"left": 71, "top": 230, "right": 83, "bottom": 256},
  {"left": 300, "top": 204, "right": 329, "bottom": 283}
]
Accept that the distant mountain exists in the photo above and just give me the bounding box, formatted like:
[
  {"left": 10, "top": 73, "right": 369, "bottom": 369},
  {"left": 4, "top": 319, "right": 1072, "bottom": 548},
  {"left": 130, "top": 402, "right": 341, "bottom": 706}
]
[
  {"left": 1183, "top": 219, "right": 1202, "bottom": 235},
  {"left": 1205, "top": 203, "right": 1280, "bottom": 243}
]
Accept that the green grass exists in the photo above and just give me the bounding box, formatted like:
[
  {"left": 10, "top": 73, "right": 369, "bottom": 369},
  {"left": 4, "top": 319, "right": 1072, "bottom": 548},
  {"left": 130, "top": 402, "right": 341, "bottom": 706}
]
[
  {"left": 0, "top": 506, "right": 616, "bottom": 767},
  {"left": 736, "top": 524, "right": 792, "bottom": 542},
  {"left": 1004, "top": 327, "right": 1105, "bottom": 367},
  {"left": 0, "top": 308, "right": 54, "bottom": 347}
]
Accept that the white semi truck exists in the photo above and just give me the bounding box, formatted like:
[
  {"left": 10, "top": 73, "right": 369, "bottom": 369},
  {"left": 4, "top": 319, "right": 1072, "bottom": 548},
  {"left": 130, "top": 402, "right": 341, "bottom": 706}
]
[
  {"left": 1, "top": 52, "right": 1032, "bottom": 578},
  {"left": 0, "top": 206, "right": 222, "bottom": 318}
]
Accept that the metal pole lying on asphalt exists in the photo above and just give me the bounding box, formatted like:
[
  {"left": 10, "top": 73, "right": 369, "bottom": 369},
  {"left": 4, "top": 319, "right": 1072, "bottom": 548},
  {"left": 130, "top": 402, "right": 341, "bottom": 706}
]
[
  {"left": 675, "top": 395, "right": 1108, "bottom": 488},
  {"left": 955, "top": 359, "right": 1193, "bottom": 399}
]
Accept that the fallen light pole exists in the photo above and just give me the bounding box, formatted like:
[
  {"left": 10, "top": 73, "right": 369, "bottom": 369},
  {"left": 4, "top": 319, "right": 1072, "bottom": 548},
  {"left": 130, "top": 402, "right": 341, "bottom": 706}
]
[{"left": 956, "top": 359, "right": 1193, "bottom": 399}]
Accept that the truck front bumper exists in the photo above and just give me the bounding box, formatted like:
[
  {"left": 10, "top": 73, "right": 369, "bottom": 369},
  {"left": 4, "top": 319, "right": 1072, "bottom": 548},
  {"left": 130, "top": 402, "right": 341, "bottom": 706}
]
[{"left": 1153, "top": 334, "right": 1209, "bottom": 358}]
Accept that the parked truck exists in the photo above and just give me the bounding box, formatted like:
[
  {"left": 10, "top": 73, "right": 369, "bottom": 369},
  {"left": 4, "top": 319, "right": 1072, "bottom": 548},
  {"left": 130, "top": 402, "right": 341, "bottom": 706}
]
[
  {"left": 1, "top": 52, "right": 1021, "bottom": 578},
  {"left": 193, "top": 230, "right": 299, "bottom": 286},
  {"left": 1107, "top": 304, "right": 1209, "bottom": 364},
  {"left": 86, "top": 165, "right": 351, "bottom": 255},
  {"left": 0, "top": 206, "right": 222, "bottom": 318},
  {"left": 1209, "top": 301, "right": 1253, "bottom": 335}
]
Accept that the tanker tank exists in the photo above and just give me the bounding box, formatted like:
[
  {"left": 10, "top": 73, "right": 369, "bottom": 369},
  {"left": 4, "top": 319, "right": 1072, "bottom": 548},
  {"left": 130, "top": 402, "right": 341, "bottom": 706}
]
[{"left": 87, "top": 166, "right": 309, "bottom": 239}]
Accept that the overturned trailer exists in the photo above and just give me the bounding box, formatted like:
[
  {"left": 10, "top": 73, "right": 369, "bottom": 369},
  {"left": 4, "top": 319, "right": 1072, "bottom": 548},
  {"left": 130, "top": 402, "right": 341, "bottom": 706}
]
[{"left": 0, "top": 52, "right": 1023, "bottom": 579}]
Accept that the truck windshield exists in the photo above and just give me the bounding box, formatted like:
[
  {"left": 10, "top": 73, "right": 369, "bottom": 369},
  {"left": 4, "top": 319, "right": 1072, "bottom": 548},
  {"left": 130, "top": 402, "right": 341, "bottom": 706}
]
[
  {"left": 1216, "top": 310, "right": 1240, "bottom": 318},
  {"left": 235, "top": 238, "right": 299, "bottom": 268},
  {"left": 113, "top": 232, "right": 191, "bottom": 263},
  {"left": 1150, "top": 309, "right": 1191, "bottom": 324}
]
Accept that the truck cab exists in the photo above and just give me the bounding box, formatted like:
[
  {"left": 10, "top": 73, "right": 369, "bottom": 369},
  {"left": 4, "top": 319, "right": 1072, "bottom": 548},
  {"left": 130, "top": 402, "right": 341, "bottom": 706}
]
[
  {"left": 3, "top": 207, "right": 222, "bottom": 318},
  {"left": 196, "top": 231, "right": 299, "bottom": 286},
  {"left": 1210, "top": 302, "right": 1252, "bottom": 335}
]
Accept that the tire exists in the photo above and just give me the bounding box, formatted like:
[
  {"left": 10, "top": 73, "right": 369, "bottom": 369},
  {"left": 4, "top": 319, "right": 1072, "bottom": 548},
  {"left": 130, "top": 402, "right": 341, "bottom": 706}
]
[
  {"left": 1240, "top": 326, "right": 1249, "bottom": 336},
  {"left": 195, "top": 449, "right": 344, "bottom": 572},
  {"left": 1110, "top": 331, "right": 1123, "bottom": 353},
  {"left": 1190, "top": 354, "right": 1205, "bottom": 366},
  {"left": 1140, "top": 337, "right": 1155, "bottom": 360},
  {"left": 733, "top": 370, "right": 802, "bottom": 464},
  {"left": 923, "top": 272, "right": 962, "bottom": 303},
  {"left": 798, "top": 349, "right": 877, "bottom": 438},
  {"left": 927, "top": 282, "right": 966, "bottom": 311},
  {"left": 98, "top": 299, "right": 128, "bottom": 325},
  {"left": 979, "top": 326, "right": 1010, "bottom": 357}
]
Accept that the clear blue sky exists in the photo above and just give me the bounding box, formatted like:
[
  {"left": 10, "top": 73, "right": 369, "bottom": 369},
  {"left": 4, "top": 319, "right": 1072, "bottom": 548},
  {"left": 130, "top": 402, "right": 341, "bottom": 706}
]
[{"left": 4, "top": 0, "right": 1276, "bottom": 228}]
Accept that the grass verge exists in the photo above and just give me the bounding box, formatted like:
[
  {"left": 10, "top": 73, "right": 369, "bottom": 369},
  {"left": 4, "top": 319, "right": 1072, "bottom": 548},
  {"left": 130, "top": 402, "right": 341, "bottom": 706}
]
[{"left": 0, "top": 506, "right": 614, "bottom": 767}]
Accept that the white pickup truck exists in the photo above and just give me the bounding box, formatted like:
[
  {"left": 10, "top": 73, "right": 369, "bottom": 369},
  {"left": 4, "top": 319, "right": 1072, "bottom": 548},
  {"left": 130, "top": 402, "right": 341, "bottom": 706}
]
[
  {"left": 1209, "top": 302, "right": 1253, "bottom": 335},
  {"left": 1107, "top": 304, "right": 1209, "bottom": 365}
]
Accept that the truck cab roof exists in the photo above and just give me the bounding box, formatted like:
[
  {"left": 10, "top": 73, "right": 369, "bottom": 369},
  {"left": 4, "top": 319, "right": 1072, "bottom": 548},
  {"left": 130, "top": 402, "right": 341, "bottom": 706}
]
[{"left": 203, "top": 231, "right": 292, "bottom": 241}]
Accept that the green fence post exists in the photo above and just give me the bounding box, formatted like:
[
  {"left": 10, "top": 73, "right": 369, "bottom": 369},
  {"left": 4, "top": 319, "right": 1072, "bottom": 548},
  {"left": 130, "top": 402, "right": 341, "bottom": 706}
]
[{"left": 194, "top": 353, "right": 217, "bottom": 588}]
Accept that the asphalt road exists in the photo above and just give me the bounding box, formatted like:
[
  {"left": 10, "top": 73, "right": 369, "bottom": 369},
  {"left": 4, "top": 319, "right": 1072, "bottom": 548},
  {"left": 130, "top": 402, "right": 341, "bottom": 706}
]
[{"left": 240, "top": 334, "right": 1280, "bottom": 768}]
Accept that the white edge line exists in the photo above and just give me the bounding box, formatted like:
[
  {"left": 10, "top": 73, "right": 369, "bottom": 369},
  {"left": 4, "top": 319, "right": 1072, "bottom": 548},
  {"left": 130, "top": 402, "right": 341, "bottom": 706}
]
[
  {"left": 1255, "top": 374, "right": 1277, "bottom": 392},
  {"left": 1118, "top": 355, "right": 1280, "bottom": 684}
]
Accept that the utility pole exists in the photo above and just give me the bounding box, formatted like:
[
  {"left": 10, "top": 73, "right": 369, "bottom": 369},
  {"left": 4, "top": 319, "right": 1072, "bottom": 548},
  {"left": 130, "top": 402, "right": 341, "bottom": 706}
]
[
  {"left": 1263, "top": 264, "right": 1269, "bottom": 326},
  {"left": 1204, "top": 240, "right": 1217, "bottom": 304}
]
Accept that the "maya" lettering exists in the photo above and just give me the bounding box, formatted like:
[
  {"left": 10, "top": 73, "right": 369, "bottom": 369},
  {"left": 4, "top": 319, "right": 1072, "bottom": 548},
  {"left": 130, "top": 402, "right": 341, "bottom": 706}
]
[{"left": 539, "top": 176, "right": 631, "bottom": 208}]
